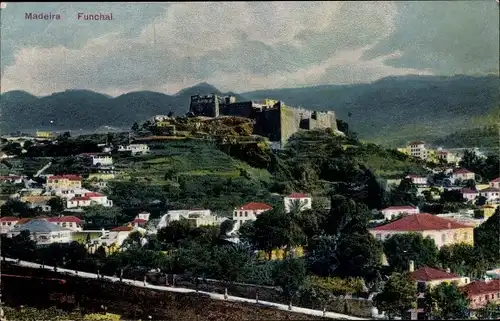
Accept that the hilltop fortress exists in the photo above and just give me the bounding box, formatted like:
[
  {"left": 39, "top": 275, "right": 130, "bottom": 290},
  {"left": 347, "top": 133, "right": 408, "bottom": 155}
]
[{"left": 189, "top": 94, "right": 338, "bottom": 146}]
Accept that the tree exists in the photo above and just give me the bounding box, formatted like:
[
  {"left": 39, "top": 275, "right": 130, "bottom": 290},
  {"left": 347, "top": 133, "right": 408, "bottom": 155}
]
[
  {"left": 474, "top": 209, "right": 500, "bottom": 266},
  {"left": 272, "top": 258, "right": 307, "bottom": 303},
  {"left": 440, "top": 190, "right": 465, "bottom": 203},
  {"left": 336, "top": 232, "right": 383, "bottom": 279},
  {"left": 383, "top": 233, "right": 439, "bottom": 272},
  {"left": 324, "top": 194, "right": 370, "bottom": 236},
  {"left": 157, "top": 219, "right": 195, "bottom": 249},
  {"left": 131, "top": 122, "right": 139, "bottom": 132},
  {"left": 212, "top": 244, "right": 254, "bottom": 283},
  {"left": 10, "top": 230, "right": 37, "bottom": 261},
  {"left": 373, "top": 272, "right": 416, "bottom": 320},
  {"left": 47, "top": 196, "right": 65, "bottom": 212},
  {"left": 306, "top": 234, "right": 340, "bottom": 277},
  {"left": 425, "top": 282, "right": 469, "bottom": 320},
  {"left": 391, "top": 178, "right": 419, "bottom": 206},
  {"left": 464, "top": 179, "right": 476, "bottom": 190},
  {"left": 475, "top": 195, "right": 487, "bottom": 206},
  {"left": 438, "top": 243, "right": 487, "bottom": 278}
]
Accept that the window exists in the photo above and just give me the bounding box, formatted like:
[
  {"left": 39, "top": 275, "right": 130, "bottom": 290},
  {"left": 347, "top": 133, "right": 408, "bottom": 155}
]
[
  {"left": 441, "top": 234, "right": 446, "bottom": 244},
  {"left": 62, "top": 223, "right": 67, "bottom": 227},
  {"left": 244, "top": 212, "right": 248, "bottom": 217},
  {"left": 376, "top": 234, "right": 382, "bottom": 241}
]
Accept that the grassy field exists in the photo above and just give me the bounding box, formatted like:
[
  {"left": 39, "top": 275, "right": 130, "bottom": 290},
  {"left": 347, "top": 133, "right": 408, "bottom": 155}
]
[{"left": 114, "top": 140, "right": 272, "bottom": 185}]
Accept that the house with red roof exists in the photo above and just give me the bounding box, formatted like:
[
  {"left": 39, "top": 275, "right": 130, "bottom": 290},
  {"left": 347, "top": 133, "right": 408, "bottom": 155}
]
[
  {"left": 490, "top": 177, "right": 500, "bottom": 189},
  {"left": 130, "top": 218, "right": 148, "bottom": 228},
  {"left": 135, "top": 211, "right": 151, "bottom": 221},
  {"left": 67, "top": 196, "right": 91, "bottom": 208},
  {"left": 380, "top": 205, "right": 419, "bottom": 220},
  {"left": 369, "top": 213, "right": 474, "bottom": 248},
  {"left": 452, "top": 168, "right": 475, "bottom": 183},
  {"left": 461, "top": 188, "right": 479, "bottom": 202},
  {"left": 410, "top": 266, "right": 470, "bottom": 288},
  {"left": 46, "top": 174, "right": 82, "bottom": 190},
  {"left": 47, "top": 216, "right": 83, "bottom": 232},
  {"left": 460, "top": 280, "right": 500, "bottom": 310},
  {"left": 478, "top": 186, "right": 500, "bottom": 203},
  {"left": 0, "top": 175, "right": 24, "bottom": 184},
  {"left": 284, "top": 193, "right": 312, "bottom": 213},
  {"left": 233, "top": 202, "right": 272, "bottom": 226}
]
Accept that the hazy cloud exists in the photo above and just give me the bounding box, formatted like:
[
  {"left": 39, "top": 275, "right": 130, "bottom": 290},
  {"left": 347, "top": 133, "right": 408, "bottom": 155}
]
[{"left": 0, "top": 1, "right": 497, "bottom": 96}]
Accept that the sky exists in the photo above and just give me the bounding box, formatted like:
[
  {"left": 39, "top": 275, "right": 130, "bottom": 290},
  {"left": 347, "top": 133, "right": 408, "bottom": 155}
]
[{"left": 0, "top": 1, "right": 498, "bottom": 96}]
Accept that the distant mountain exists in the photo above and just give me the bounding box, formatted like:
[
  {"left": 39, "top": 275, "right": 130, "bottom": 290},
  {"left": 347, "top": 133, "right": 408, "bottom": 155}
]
[
  {"left": 0, "top": 83, "right": 245, "bottom": 133},
  {"left": 243, "top": 75, "right": 499, "bottom": 146},
  {"left": 1, "top": 76, "right": 498, "bottom": 146}
]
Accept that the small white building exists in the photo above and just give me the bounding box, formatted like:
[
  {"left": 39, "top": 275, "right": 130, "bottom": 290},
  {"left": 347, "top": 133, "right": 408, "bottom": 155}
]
[
  {"left": 380, "top": 205, "right": 420, "bottom": 220},
  {"left": 490, "top": 178, "right": 500, "bottom": 189},
  {"left": 67, "top": 196, "right": 92, "bottom": 208},
  {"left": 0, "top": 216, "right": 25, "bottom": 234},
  {"left": 461, "top": 188, "right": 478, "bottom": 202},
  {"left": 8, "top": 219, "right": 72, "bottom": 245},
  {"left": 406, "top": 174, "right": 428, "bottom": 186},
  {"left": 479, "top": 187, "right": 500, "bottom": 202},
  {"left": 233, "top": 202, "right": 272, "bottom": 226},
  {"left": 452, "top": 168, "right": 475, "bottom": 183},
  {"left": 84, "top": 192, "right": 113, "bottom": 207},
  {"left": 156, "top": 209, "right": 225, "bottom": 229},
  {"left": 83, "top": 153, "right": 113, "bottom": 166},
  {"left": 47, "top": 216, "right": 84, "bottom": 232},
  {"left": 136, "top": 211, "right": 151, "bottom": 221},
  {"left": 97, "top": 225, "right": 136, "bottom": 247},
  {"left": 0, "top": 175, "right": 24, "bottom": 184},
  {"left": 118, "top": 144, "right": 150, "bottom": 155},
  {"left": 284, "top": 193, "right": 312, "bottom": 213}
]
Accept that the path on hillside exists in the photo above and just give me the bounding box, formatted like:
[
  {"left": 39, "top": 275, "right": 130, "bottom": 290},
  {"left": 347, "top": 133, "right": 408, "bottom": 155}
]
[{"left": 2, "top": 257, "right": 369, "bottom": 320}]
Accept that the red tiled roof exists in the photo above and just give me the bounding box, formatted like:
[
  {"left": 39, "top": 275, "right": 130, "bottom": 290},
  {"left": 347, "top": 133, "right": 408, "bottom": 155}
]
[
  {"left": 461, "top": 188, "right": 478, "bottom": 194},
  {"left": 382, "top": 206, "right": 417, "bottom": 211},
  {"left": 130, "top": 218, "right": 148, "bottom": 224},
  {"left": 0, "top": 216, "right": 19, "bottom": 222},
  {"left": 287, "top": 193, "right": 309, "bottom": 198},
  {"left": 491, "top": 177, "right": 500, "bottom": 183},
  {"left": 410, "top": 266, "right": 460, "bottom": 281},
  {"left": 453, "top": 168, "right": 473, "bottom": 174},
  {"left": 111, "top": 226, "right": 134, "bottom": 232},
  {"left": 480, "top": 187, "right": 500, "bottom": 193},
  {"left": 237, "top": 202, "right": 273, "bottom": 211},
  {"left": 372, "top": 213, "right": 471, "bottom": 231},
  {"left": 0, "top": 175, "right": 22, "bottom": 180},
  {"left": 48, "top": 174, "right": 82, "bottom": 181},
  {"left": 460, "top": 280, "right": 500, "bottom": 297},
  {"left": 84, "top": 192, "right": 104, "bottom": 198},
  {"left": 70, "top": 196, "right": 90, "bottom": 201},
  {"left": 17, "top": 218, "right": 30, "bottom": 224},
  {"left": 47, "top": 216, "right": 82, "bottom": 223}
]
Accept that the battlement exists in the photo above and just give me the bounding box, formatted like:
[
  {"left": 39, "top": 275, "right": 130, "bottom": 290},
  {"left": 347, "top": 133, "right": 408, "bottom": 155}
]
[{"left": 188, "top": 94, "right": 337, "bottom": 145}]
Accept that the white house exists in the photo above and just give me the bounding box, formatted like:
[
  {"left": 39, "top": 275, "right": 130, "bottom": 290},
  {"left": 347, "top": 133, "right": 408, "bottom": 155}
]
[
  {"left": 8, "top": 219, "right": 72, "bottom": 245},
  {"left": 0, "top": 175, "right": 24, "bottom": 184},
  {"left": 380, "top": 205, "right": 420, "bottom": 220},
  {"left": 96, "top": 225, "right": 136, "bottom": 247},
  {"left": 461, "top": 188, "right": 479, "bottom": 202},
  {"left": 284, "top": 193, "right": 312, "bottom": 213},
  {"left": 118, "top": 144, "right": 150, "bottom": 155},
  {"left": 490, "top": 178, "right": 500, "bottom": 189},
  {"left": 0, "top": 216, "right": 26, "bottom": 234},
  {"left": 233, "top": 202, "right": 272, "bottom": 226},
  {"left": 479, "top": 187, "right": 500, "bottom": 202},
  {"left": 406, "top": 174, "right": 428, "bottom": 186},
  {"left": 84, "top": 192, "right": 113, "bottom": 207},
  {"left": 83, "top": 153, "right": 113, "bottom": 166},
  {"left": 47, "top": 216, "right": 83, "bottom": 232},
  {"left": 452, "top": 168, "right": 475, "bottom": 183},
  {"left": 136, "top": 211, "right": 151, "bottom": 221},
  {"left": 156, "top": 209, "right": 225, "bottom": 229},
  {"left": 67, "top": 196, "right": 92, "bottom": 208}
]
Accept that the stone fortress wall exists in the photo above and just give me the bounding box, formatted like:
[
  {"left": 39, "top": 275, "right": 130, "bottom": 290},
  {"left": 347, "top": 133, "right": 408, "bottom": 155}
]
[{"left": 189, "top": 94, "right": 337, "bottom": 145}]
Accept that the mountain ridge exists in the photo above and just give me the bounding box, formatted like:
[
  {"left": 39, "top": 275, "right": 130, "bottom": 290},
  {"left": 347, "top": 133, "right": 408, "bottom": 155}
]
[{"left": 1, "top": 75, "right": 498, "bottom": 145}]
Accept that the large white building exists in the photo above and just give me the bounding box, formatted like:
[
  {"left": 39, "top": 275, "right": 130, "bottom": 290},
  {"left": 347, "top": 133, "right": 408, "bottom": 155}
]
[
  {"left": 284, "top": 193, "right": 312, "bottom": 213},
  {"left": 80, "top": 153, "right": 113, "bottom": 166},
  {"left": 53, "top": 188, "right": 113, "bottom": 208},
  {"left": 47, "top": 216, "right": 84, "bottom": 232},
  {"left": 157, "top": 209, "right": 226, "bottom": 229},
  {"left": 408, "top": 141, "right": 428, "bottom": 160},
  {"left": 8, "top": 219, "right": 72, "bottom": 245},
  {"left": 478, "top": 187, "right": 500, "bottom": 203}
]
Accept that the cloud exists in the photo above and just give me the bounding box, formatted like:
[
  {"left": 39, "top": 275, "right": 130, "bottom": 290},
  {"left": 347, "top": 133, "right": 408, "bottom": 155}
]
[{"left": 0, "top": 1, "right": 497, "bottom": 96}]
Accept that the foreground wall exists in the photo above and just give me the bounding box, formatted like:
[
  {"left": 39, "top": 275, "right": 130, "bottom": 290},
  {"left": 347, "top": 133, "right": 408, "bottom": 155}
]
[{"left": 0, "top": 263, "right": 326, "bottom": 321}]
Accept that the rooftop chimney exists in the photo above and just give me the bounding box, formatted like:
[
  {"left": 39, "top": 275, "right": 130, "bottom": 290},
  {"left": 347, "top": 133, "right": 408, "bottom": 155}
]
[
  {"left": 446, "top": 268, "right": 451, "bottom": 273},
  {"left": 447, "top": 222, "right": 451, "bottom": 228},
  {"left": 409, "top": 260, "right": 415, "bottom": 273}
]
